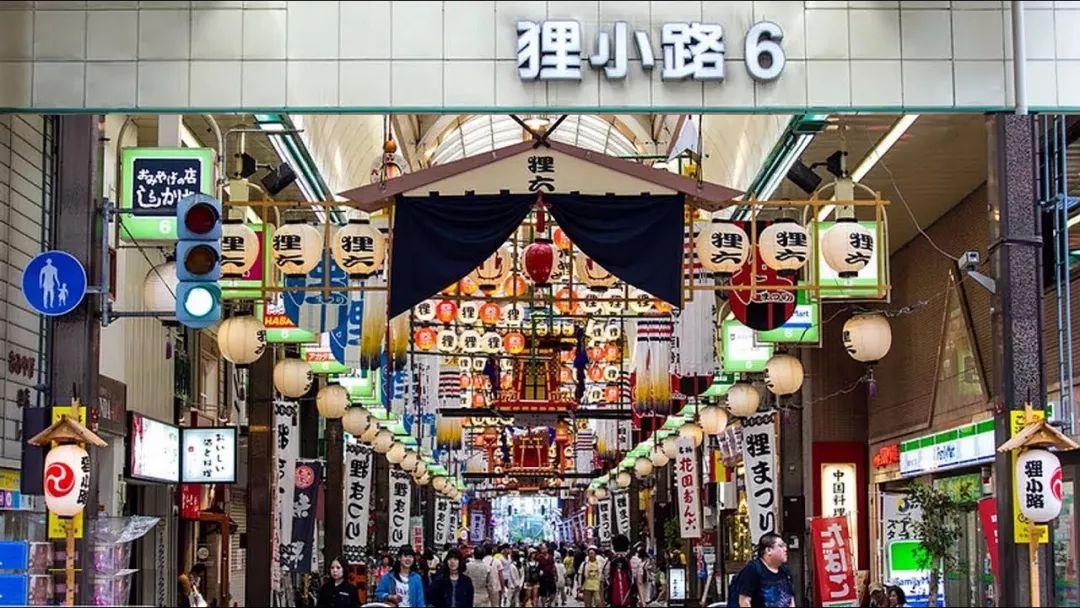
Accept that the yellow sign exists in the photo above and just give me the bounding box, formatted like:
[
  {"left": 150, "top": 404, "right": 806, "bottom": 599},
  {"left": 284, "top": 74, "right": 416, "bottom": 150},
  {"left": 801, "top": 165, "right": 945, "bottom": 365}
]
[
  {"left": 1011, "top": 410, "right": 1049, "bottom": 544},
  {"left": 48, "top": 406, "right": 86, "bottom": 540},
  {"left": 0, "top": 468, "right": 19, "bottom": 492}
]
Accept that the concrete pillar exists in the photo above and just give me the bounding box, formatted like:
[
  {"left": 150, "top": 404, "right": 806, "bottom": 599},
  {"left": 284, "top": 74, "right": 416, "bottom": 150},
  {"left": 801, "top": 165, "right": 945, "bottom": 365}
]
[{"left": 245, "top": 353, "right": 274, "bottom": 606}]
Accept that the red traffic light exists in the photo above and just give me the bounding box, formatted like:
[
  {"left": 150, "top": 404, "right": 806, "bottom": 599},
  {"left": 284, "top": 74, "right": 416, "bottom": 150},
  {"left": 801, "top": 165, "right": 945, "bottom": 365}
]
[
  {"left": 184, "top": 202, "right": 219, "bottom": 235},
  {"left": 184, "top": 244, "right": 219, "bottom": 275}
]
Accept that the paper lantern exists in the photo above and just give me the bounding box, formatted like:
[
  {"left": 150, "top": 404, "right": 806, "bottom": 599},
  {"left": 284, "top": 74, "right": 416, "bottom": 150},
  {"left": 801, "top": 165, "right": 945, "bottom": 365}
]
[
  {"left": 372, "top": 429, "right": 395, "bottom": 453},
  {"left": 634, "top": 456, "right": 654, "bottom": 478},
  {"left": 433, "top": 476, "right": 449, "bottom": 493},
  {"left": 842, "top": 313, "right": 892, "bottom": 363},
  {"left": 414, "top": 327, "right": 438, "bottom": 351},
  {"left": 271, "top": 221, "right": 322, "bottom": 276},
  {"left": 316, "top": 384, "right": 350, "bottom": 419},
  {"left": 727, "top": 382, "right": 761, "bottom": 417},
  {"left": 1017, "top": 449, "right": 1063, "bottom": 523},
  {"left": 524, "top": 238, "right": 556, "bottom": 286},
  {"left": 554, "top": 287, "right": 578, "bottom": 314},
  {"left": 479, "top": 302, "right": 502, "bottom": 326},
  {"left": 44, "top": 444, "right": 90, "bottom": 517},
  {"left": 342, "top": 407, "right": 372, "bottom": 436},
  {"left": 594, "top": 486, "right": 609, "bottom": 500},
  {"left": 697, "top": 219, "right": 749, "bottom": 277},
  {"left": 580, "top": 291, "right": 602, "bottom": 314},
  {"left": 699, "top": 405, "right": 729, "bottom": 436},
  {"left": 414, "top": 300, "right": 436, "bottom": 322},
  {"left": 587, "top": 495, "right": 599, "bottom": 506},
  {"left": 662, "top": 436, "right": 678, "bottom": 459},
  {"left": 823, "top": 219, "right": 875, "bottom": 278},
  {"left": 387, "top": 441, "right": 407, "bottom": 464},
  {"left": 482, "top": 331, "right": 502, "bottom": 354},
  {"left": 680, "top": 422, "right": 704, "bottom": 448},
  {"left": 400, "top": 450, "right": 419, "bottom": 472},
  {"left": 458, "top": 301, "right": 480, "bottom": 325},
  {"left": 460, "top": 329, "right": 482, "bottom": 353},
  {"left": 413, "top": 460, "right": 428, "bottom": 477},
  {"left": 416, "top": 472, "right": 431, "bottom": 486},
  {"left": 331, "top": 218, "right": 386, "bottom": 278},
  {"left": 650, "top": 445, "right": 670, "bottom": 467},
  {"left": 503, "top": 332, "right": 526, "bottom": 355},
  {"left": 435, "top": 300, "right": 458, "bottom": 324},
  {"left": 220, "top": 221, "right": 259, "bottom": 278},
  {"left": 503, "top": 275, "right": 528, "bottom": 298},
  {"left": 629, "top": 290, "right": 654, "bottom": 314},
  {"left": 143, "top": 262, "right": 178, "bottom": 316},
  {"left": 616, "top": 471, "right": 632, "bottom": 488},
  {"left": 553, "top": 227, "right": 572, "bottom": 250},
  {"left": 603, "top": 384, "right": 621, "bottom": 403},
  {"left": 470, "top": 248, "right": 511, "bottom": 294},
  {"left": 574, "top": 255, "right": 618, "bottom": 290},
  {"left": 503, "top": 304, "right": 525, "bottom": 326},
  {"left": 437, "top": 329, "right": 459, "bottom": 353},
  {"left": 273, "top": 358, "right": 313, "bottom": 398},
  {"left": 217, "top": 315, "right": 267, "bottom": 365},
  {"left": 764, "top": 354, "right": 804, "bottom": 395},
  {"left": 360, "top": 422, "right": 380, "bottom": 443},
  {"left": 759, "top": 220, "right": 809, "bottom": 275}
]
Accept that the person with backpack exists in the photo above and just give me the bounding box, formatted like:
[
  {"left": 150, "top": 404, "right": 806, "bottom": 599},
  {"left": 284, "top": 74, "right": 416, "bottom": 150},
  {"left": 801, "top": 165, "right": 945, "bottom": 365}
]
[
  {"left": 729, "top": 533, "right": 795, "bottom": 608},
  {"left": 575, "top": 545, "right": 605, "bottom": 608},
  {"left": 602, "top": 534, "right": 639, "bottom": 608}
]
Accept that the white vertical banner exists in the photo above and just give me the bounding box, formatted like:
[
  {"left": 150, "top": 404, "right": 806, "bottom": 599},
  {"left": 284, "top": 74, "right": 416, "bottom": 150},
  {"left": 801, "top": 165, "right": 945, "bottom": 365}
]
[
  {"left": 273, "top": 399, "right": 299, "bottom": 590},
  {"left": 675, "top": 437, "right": 702, "bottom": 538},
  {"left": 434, "top": 497, "right": 454, "bottom": 547},
  {"left": 343, "top": 442, "right": 373, "bottom": 563},
  {"left": 613, "top": 490, "right": 631, "bottom": 537},
  {"left": 388, "top": 469, "right": 412, "bottom": 547},
  {"left": 598, "top": 495, "right": 614, "bottom": 544},
  {"left": 470, "top": 510, "right": 486, "bottom": 543},
  {"left": 741, "top": 412, "right": 781, "bottom": 544}
]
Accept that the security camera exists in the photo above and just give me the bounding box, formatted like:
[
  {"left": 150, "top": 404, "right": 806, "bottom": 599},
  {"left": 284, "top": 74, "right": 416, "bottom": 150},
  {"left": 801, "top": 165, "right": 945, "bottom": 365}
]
[
  {"left": 959, "top": 250, "right": 996, "bottom": 294},
  {"left": 959, "top": 250, "right": 980, "bottom": 272}
]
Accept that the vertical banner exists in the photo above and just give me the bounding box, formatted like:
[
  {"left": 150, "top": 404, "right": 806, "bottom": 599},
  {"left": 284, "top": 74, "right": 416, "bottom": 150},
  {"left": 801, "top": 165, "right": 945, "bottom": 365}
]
[
  {"left": 434, "top": 497, "right": 453, "bottom": 547},
  {"left": 598, "top": 496, "right": 614, "bottom": 544},
  {"left": 470, "top": 510, "right": 486, "bottom": 543},
  {"left": 810, "top": 516, "right": 858, "bottom": 607},
  {"left": 343, "top": 442, "right": 373, "bottom": 564},
  {"left": 388, "top": 470, "right": 412, "bottom": 547},
  {"left": 741, "top": 412, "right": 780, "bottom": 543},
  {"left": 273, "top": 400, "right": 299, "bottom": 582},
  {"left": 289, "top": 459, "right": 322, "bottom": 573},
  {"left": 977, "top": 497, "right": 1000, "bottom": 588},
  {"left": 675, "top": 437, "right": 702, "bottom": 538},
  {"left": 613, "top": 490, "right": 632, "bottom": 538}
]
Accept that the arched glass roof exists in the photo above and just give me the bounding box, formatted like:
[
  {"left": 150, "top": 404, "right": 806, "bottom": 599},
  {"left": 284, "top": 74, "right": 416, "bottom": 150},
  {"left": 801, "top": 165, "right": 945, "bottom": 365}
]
[{"left": 428, "top": 115, "right": 643, "bottom": 166}]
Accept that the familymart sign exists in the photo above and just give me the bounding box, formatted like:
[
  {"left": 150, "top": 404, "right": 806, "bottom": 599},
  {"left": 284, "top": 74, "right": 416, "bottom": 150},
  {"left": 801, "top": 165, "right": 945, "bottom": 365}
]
[{"left": 898, "top": 419, "right": 996, "bottom": 477}]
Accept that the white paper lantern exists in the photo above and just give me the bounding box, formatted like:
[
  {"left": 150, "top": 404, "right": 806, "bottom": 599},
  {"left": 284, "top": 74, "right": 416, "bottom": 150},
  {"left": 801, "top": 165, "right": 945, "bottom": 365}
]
[
  {"left": 316, "top": 384, "right": 350, "bottom": 419},
  {"left": 822, "top": 220, "right": 874, "bottom": 278},
  {"left": 842, "top": 313, "right": 893, "bottom": 363},
  {"left": 662, "top": 436, "right": 678, "bottom": 459},
  {"left": 460, "top": 329, "right": 482, "bottom": 354},
  {"left": 458, "top": 302, "right": 481, "bottom": 325},
  {"left": 614, "top": 470, "right": 631, "bottom": 488},
  {"left": 44, "top": 444, "right": 90, "bottom": 517},
  {"left": 728, "top": 382, "right": 761, "bottom": 417},
  {"left": 271, "top": 221, "right": 323, "bottom": 276},
  {"left": 387, "top": 441, "right": 407, "bottom": 464},
  {"left": 699, "top": 405, "right": 729, "bottom": 436},
  {"left": 634, "top": 456, "right": 654, "bottom": 478},
  {"left": 332, "top": 218, "right": 386, "bottom": 278},
  {"left": 414, "top": 300, "right": 436, "bottom": 322},
  {"left": 416, "top": 472, "right": 431, "bottom": 486},
  {"left": 432, "top": 476, "right": 449, "bottom": 493},
  {"left": 594, "top": 486, "right": 609, "bottom": 501},
  {"left": 470, "top": 248, "right": 512, "bottom": 293},
  {"left": 1017, "top": 449, "right": 1063, "bottom": 523},
  {"left": 342, "top": 406, "right": 372, "bottom": 436},
  {"left": 481, "top": 331, "right": 502, "bottom": 354},
  {"left": 400, "top": 450, "right": 419, "bottom": 472},
  {"left": 574, "top": 254, "right": 618, "bottom": 290},
  {"left": 587, "top": 495, "right": 599, "bottom": 506},
  {"left": 273, "top": 358, "right": 313, "bottom": 398},
  {"left": 650, "top": 445, "right": 670, "bottom": 467},
  {"left": 143, "top": 262, "right": 178, "bottom": 316},
  {"left": 221, "top": 221, "right": 259, "bottom": 278},
  {"left": 413, "top": 460, "right": 428, "bottom": 477},
  {"left": 697, "top": 219, "right": 749, "bottom": 276},
  {"left": 764, "top": 354, "right": 804, "bottom": 395},
  {"left": 580, "top": 291, "right": 602, "bottom": 315},
  {"left": 680, "top": 422, "right": 704, "bottom": 448},
  {"left": 360, "top": 422, "right": 381, "bottom": 444},
  {"left": 759, "top": 220, "right": 810, "bottom": 274},
  {"left": 217, "top": 315, "right": 267, "bottom": 365},
  {"left": 436, "top": 329, "right": 459, "bottom": 353}
]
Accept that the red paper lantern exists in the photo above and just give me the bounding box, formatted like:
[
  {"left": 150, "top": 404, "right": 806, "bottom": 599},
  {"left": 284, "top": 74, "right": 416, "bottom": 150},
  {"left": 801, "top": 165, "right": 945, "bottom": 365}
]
[
  {"left": 414, "top": 327, "right": 437, "bottom": 351},
  {"left": 472, "top": 392, "right": 487, "bottom": 408},
  {"left": 435, "top": 300, "right": 458, "bottom": 324},
  {"left": 524, "top": 238, "right": 556, "bottom": 286},
  {"left": 554, "top": 287, "right": 578, "bottom": 314},
  {"left": 604, "top": 343, "right": 621, "bottom": 362},
  {"left": 588, "top": 365, "right": 604, "bottom": 382},
  {"left": 588, "top": 346, "right": 605, "bottom": 362},
  {"left": 479, "top": 302, "right": 502, "bottom": 326},
  {"left": 503, "top": 275, "right": 528, "bottom": 297},
  {"left": 603, "top": 384, "right": 621, "bottom": 403},
  {"left": 553, "top": 228, "right": 571, "bottom": 250},
  {"left": 503, "top": 332, "right": 526, "bottom": 355}
]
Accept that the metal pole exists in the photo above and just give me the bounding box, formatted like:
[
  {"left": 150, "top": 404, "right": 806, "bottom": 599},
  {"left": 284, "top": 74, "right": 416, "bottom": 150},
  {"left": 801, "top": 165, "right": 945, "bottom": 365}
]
[{"left": 1012, "top": 1, "right": 1028, "bottom": 115}]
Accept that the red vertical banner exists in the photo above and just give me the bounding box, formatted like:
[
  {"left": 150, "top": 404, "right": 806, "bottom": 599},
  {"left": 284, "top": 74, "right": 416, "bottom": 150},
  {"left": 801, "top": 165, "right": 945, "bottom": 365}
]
[
  {"left": 180, "top": 484, "right": 201, "bottom": 520},
  {"left": 978, "top": 497, "right": 1000, "bottom": 586},
  {"left": 810, "top": 516, "right": 858, "bottom": 607}
]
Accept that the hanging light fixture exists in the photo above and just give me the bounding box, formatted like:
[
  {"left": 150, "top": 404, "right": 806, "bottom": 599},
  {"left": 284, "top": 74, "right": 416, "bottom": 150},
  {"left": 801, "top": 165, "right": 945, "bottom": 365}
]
[
  {"left": 822, "top": 218, "right": 874, "bottom": 278},
  {"left": 842, "top": 313, "right": 893, "bottom": 363},
  {"left": 764, "top": 354, "right": 805, "bottom": 395},
  {"left": 432, "top": 476, "right": 449, "bottom": 493},
  {"left": 44, "top": 444, "right": 90, "bottom": 517},
  {"left": 143, "top": 262, "right": 178, "bottom": 316},
  {"left": 273, "top": 358, "right": 313, "bottom": 398},
  {"left": 661, "top": 435, "right": 678, "bottom": 459},
  {"left": 728, "top": 382, "right": 761, "bottom": 417},
  {"left": 680, "top": 422, "right": 705, "bottom": 448},
  {"left": 316, "top": 384, "right": 350, "bottom": 419},
  {"left": 650, "top": 444, "right": 670, "bottom": 467},
  {"left": 616, "top": 471, "right": 632, "bottom": 488},
  {"left": 696, "top": 218, "right": 749, "bottom": 278},
  {"left": 634, "top": 456, "right": 654, "bottom": 478},
  {"left": 1016, "top": 449, "right": 1063, "bottom": 523},
  {"left": 341, "top": 406, "right": 372, "bottom": 436},
  {"left": 220, "top": 220, "right": 259, "bottom": 278},
  {"left": 217, "top": 315, "right": 267, "bottom": 366},
  {"left": 699, "top": 405, "right": 729, "bottom": 436},
  {"left": 360, "top": 421, "right": 381, "bottom": 443},
  {"left": 758, "top": 219, "right": 810, "bottom": 278},
  {"left": 594, "top": 485, "right": 609, "bottom": 501},
  {"left": 524, "top": 238, "right": 556, "bottom": 287},
  {"left": 400, "top": 450, "right": 419, "bottom": 473},
  {"left": 387, "top": 441, "right": 407, "bottom": 465},
  {"left": 271, "top": 220, "right": 322, "bottom": 276},
  {"left": 331, "top": 216, "right": 386, "bottom": 278}
]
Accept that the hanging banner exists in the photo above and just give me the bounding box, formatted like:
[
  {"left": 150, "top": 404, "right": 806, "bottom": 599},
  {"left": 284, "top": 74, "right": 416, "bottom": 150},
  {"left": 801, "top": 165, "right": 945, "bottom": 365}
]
[
  {"left": 675, "top": 437, "right": 702, "bottom": 538},
  {"left": 741, "top": 412, "right": 780, "bottom": 543},
  {"left": 598, "top": 496, "right": 614, "bottom": 544},
  {"left": 613, "top": 489, "right": 631, "bottom": 538},
  {"left": 470, "top": 509, "right": 486, "bottom": 543},
  {"left": 273, "top": 399, "right": 300, "bottom": 582},
  {"left": 434, "top": 497, "right": 454, "bottom": 547},
  {"left": 977, "top": 497, "right": 1000, "bottom": 589},
  {"left": 810, "top": 516, "right": 858, "bottom": 607},
  {"left": 288, "top": 459, "right": 322, "bottom": 573},
  {"left": 388, "top": 470, "right": 412, "bottom": 547},
  {"left": 343, "top": 442, "right": 373, "bottom": 564}
]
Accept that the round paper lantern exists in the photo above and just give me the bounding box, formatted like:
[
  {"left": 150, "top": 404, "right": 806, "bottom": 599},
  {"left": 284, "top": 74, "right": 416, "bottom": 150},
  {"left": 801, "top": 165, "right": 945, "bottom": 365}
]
[
  {"left": 823, "top": 219, "right": 875, "bottom": 278},
  {"left": 503, "top": 304, "right": 525, "bottom": 326},
  {"left": 273, "top": 358, "right": 313, "bottom": 398},
  {"left": 217, "top": 315, "right": 267, "bottom": 365},
  {"left": 400, "top": 450, "right": 419, "bottom": 472},
  {"left": 432, "top": 476, "right": 449, "bottom": 493},
  {"left": 470, "top": 248, "right": 511, "bottom": 294},
  {"left": 629, "top": 290, "right": 654, "bottom": 314},
  {"left": 271, "top": 220, "right": 322, "bottom": 276},
  {"left": 482, "top": 331, "right": 502, "bottom": 354},
  {"left": 616, "top": 471, "right": 632, "bottom": 488},
  {"left": 331, "top": 218, "right": 386, "bottom": 278},
  {"left": 414, "top": 327, "right": 438, "bottom": 351},
  {"left": 316, "top": 384, "right": 350, "bottom": 419},
  {"left": 416, "top": 472, "right": 431, "bottom": 486},
  {"left": 503, "top": 275, "right": 528, "bottom": 298},
  {"left": 587, "top": 495, "right": 599, "bottom": 506},
  {"left": 342, "top": 406, "right": 372, "bottom": 436},
  {"left": 594, "top": 486, "right": 609, "bottom": 501},
  {"left": 728, "top": 382, "right": 761, "bottom": 417},
  {"left": 460, "top": 329, "right": 482, "bottom": 353},
  {"left": 662, "top": 436, "right": 678, "bottom": 459},
  {"left": 1017, "top": 449, "right": 1063, "bottom": 523},
  {"left": 44, "top": 444, "right": 90, "bottom": 517},
  {"left": 697, "top": 219, "right": 749, "bottom": 277},
  {"left": 650, "top": 445, "right": 670, "bottom": 467},
  {"left": 574, "top": 255, "right": 617, "bottom": 290},
  {"left": 842, "top": 313, "right": 893, "bottom": 363},
  {"left": 580, "top": 291, "right": 602, "bottom": 314},
  {"left": 764, "top": 354, "right": 804, "bottom": 395},
  {"left": 413, "top": 460, "right": 428, "bottom": 476},
  {"left": 360, "top": 421, "right": 381, "bottom": 443},
  {"left": 143, "top": 262, "right": 178, "bottom": 317},
  {"left": 759, "top": 220, "right": 810, "bottom": 275},
  {"left": 524, "top": 238, "right": 556, "bottom": 286},
  {"left": 604, "top": 343, "right": 621, "bottom": 362},
  {"left": 414, "top": 300, "right": 436, "bottom": 322},
  {"left": 387, "top": 441, "right": 407, "bottom": 464},
  {"left": 554, "top": 287, "right": 578, "bottom": 314},
  {"left": 503, "top": 332, "right": 526, "bottom": 355},
  {"left": 435, "top": 300, "right": 458, "bottom": 324},
  {"left": 479, "top": 302, "right": 502, "bottom": 326},
  {"left": 699, "top": 405, "right": 729, "bottom": 436},
  {"left": 553, "top": 227, "right": 572, "bottom": 250},
  {"left": 603, "top": 384, "right": 621, "bottom": 403},
  {"left": 680, "top": 422, "right": 705, "bottom": 448},
  {"left": 458, "top": 301, "right": 480, "bottom": 325},
  {"left": 634, "top": 456, "right": 654, "bottom": 478},
  {"left": 221, "top": 220, "right": 259, "bottom": 278},
  {"left": 436, "top": 329, "right": 459, "bottom": 353}
]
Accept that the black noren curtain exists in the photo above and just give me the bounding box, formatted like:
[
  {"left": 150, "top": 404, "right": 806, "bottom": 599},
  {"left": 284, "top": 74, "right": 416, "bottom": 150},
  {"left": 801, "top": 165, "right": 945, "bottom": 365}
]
[
  {"left": 546, "top": 193, "right": 685, "bottom": 306},
  {"left": 389, "top": 193, "right": 535, "bottom": 317}
]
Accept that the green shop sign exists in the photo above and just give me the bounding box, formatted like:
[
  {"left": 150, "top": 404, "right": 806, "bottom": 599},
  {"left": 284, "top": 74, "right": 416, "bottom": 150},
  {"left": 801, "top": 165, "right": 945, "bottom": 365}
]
[
  {"left": 119, "top": 147, "right": 216, "bottom": 241},
  {"left": 721, "top": 320, "right": 773, "bottom": 373},
  {"left": 899, "top": 418, "right": 995, "bottom": 477}
]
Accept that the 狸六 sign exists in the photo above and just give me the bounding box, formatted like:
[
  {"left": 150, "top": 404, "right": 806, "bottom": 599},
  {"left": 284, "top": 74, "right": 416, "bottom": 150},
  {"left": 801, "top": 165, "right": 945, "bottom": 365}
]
[{"left": 119, "top": 147, "right": 215, "bottom": 241}]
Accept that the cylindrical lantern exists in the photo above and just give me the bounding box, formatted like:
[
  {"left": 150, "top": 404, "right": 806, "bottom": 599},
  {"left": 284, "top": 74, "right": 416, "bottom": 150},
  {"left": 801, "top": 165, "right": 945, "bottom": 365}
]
[
  {"left": 416, "top": 472, "right": 431, "bottom": 486},
  {"left": 822, "top": 219, "right": 874, "bottom": 278},
  {"left": 728, "top": 382, "right": 761, "bottom": 417},
  {"left": 587, "top": 495, "right": 599, "bottom": 506},
  {"left": 1017, "top": 448, "right": 1063, "bottom": 523},
  {"left": 413, "top": 460, "right": 428, "bottom": 477},
  {"left": 386, "top": 441, "right": 407, "bottom": 465},
  {"left": 697, "top": 219, "right": 749, "bottom": 277},
  {"left": 217, "top": 315, "right": 267, "bottom": 365},
  {"left": 842, "top": 313, "right": 893, "bottom": 363},
  {"left": 662, "top": 436, "right": 678, "bottom": 459},
  {"left": 616, "top": 471, "right": 632, "bottom": 488},
  {"left": 764, "top": 354, "right": 805, "bottom": 395},
  {"left": 341, "top": 406, "right": 372, "bottom": 436},
  {"left": 332, "top": 218, "right": 386, "bottom": 278},
  {"left": 650, "top": 445, "right": 670, "bottom": 467},
  {"left": 594, "top": 486, "right": 609, "bottom": 501},
  {"left": 470, "top": 248, "right": 511, "bottom": 294},
  {"left": 316, "top": 384, "right": 350, "bottom": 419},
  {"left": 634, "top": 456, "right": 654, "bottom": 478},
  {"left": 143, "top": 262, "right": 178, "bottom": 316},
  {"left": 482, "top": 331, "right": 502, "bottom": 354},
  {"left": 44, "top": 444, "right": 90, "bottom": 517},
  {"left": 699, "top": 405, "right": 729, "bottom": 436},
  {"left": 759, "top": 219, "right": 810, "bottom": 275},
  {"left": 273, "top": 358, "right": 313, "bottom": 398},
  {"left": 503, "top": 332, "right": 526, "bottom": 355},
  {"left": 432, "top": 476, "right": 449, "bottom": 493},
  {"left": 400, "top": 450, "right": 419, "bottom": 472},
  {"left": 680, "top": 422, "right": 704, "bottom": 448},
  {"left": 574, "top": 254, "right": 618, "bottom": 290},
  {"left": 271, "top": 220, "right": 322, "bottom": 276},
  {"left": 524, "top": 238, "right": 556, "bottom": 286},
  {"left": 220, "top": 220, "right": 259, "bottom": 278},
  {"left": 360, "top": 422, "right": 381, "bottom": 443}
]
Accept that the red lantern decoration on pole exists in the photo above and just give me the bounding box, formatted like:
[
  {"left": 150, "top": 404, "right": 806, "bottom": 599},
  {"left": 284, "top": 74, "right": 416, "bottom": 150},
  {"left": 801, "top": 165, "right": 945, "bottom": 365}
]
[{"left": 524, "top": 238, "right": 555, "bottom": 287}]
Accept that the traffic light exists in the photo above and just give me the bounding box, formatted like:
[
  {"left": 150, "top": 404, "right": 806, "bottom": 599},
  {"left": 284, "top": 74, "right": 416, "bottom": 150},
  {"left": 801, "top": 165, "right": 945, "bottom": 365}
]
[{"left": 175, "top": 193, "right": 222, "bottom": 328}]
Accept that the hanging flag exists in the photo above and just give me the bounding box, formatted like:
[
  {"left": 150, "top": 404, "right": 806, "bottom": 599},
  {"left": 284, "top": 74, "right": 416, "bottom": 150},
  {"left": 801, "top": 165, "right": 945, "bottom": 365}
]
[
  {"left": 434, "top": 497, "right": 455, "bottom": 547},
  {"left": 343, "top": 442, "right": 373, "bottom": 564},
  {"left": 284, "top": 256, "right": 352, "bottom": 335},
  {"left": 613, "top": 490, "right": 631, "bottom": 538},
  {"left": 470, "top": 509, "right": 486, "bottom": 543},
  {"left": 675, "top": 437, "right": 702, "bottom": 538},
  {"left": 288, "top": 459, "right": 323, "bottom": 573},
  {"left": 388, "top": 470, "right": 412, "bottom": 547},
  {"left": 273, "top": 399, "right": 300, "bottom": 586},
  {"left": 741, "top": 412, "right": 781, "bottom": 544},
  {"left": 329, "top": 277, "right": 366, "bottom": 369},
  {"left": 598, "top": 495, "right": 614, "bottom": 545},
  {"left": 810, "top": 516, "right": 858, "bottom": 607}
]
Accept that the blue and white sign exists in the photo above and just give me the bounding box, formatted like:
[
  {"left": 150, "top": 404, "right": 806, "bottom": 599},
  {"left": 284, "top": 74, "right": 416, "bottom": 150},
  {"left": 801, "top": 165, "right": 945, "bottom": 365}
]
[{"left": 21, "top": 251, "right": 87, "bottom": 316}]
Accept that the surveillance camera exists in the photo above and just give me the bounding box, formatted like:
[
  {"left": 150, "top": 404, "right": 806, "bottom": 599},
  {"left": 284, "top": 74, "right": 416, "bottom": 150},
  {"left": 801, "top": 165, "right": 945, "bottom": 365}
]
[{"left": 959, "top": 251, "right": 980, "bottom": 272}]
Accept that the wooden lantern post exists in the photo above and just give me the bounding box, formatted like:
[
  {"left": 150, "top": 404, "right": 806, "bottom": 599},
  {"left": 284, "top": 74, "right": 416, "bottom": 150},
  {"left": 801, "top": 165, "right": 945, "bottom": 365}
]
[
  {"left": 996, "top": 402, "right": 1079, "bottom": 608},
  {"left": 26, "top": 399, "right": 108, "bottom": 607}
]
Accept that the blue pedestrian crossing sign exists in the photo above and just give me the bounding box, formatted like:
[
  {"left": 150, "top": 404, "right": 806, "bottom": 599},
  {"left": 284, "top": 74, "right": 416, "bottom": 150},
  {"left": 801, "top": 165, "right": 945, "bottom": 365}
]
[{"left": 21, "top": 250, "right": 88, "bottom": 316}]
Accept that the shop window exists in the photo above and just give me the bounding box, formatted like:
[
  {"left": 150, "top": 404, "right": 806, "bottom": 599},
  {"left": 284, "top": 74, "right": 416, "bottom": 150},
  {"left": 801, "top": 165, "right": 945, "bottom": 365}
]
[{"left": 1056, "top": 477, "right": 1078, "bottom": 607}]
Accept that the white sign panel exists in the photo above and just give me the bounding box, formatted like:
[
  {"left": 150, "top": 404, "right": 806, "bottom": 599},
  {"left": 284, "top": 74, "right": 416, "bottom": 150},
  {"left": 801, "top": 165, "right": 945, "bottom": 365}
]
[
  {"left": 434, "top": 497, "right": 454, "bottom": 547},
  {"left": 741, "top": 412, "right": 780, "bottom": 543},
  {"left": 614, "top": 490, "right": 631, "bottom": 537},
  {"left": 128, "top": 414, "right": 180, "bottom": 483},
  {"left": 343, "top": 442, "right": 373, "bottom": 563},
  {"left": 470, "top": 510, "right": 486, "bottom": 543},
  {"left": 598, "top": 496, "right": 614, "bottom": 544},
  {"left": 180, "top": 427, "right": 237, "bottom": 483},
  {"left": 273, "top": 400, "right": 299, "bottom": 591},
  {"left": 821, "top": 463, "right": 858, "bottom": 568},
  {"left": 388, "top": 470, "right": 412, "bottom": 547},
  {"left": 675, "top": 437, "right": 702, "bottom": 538}
]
